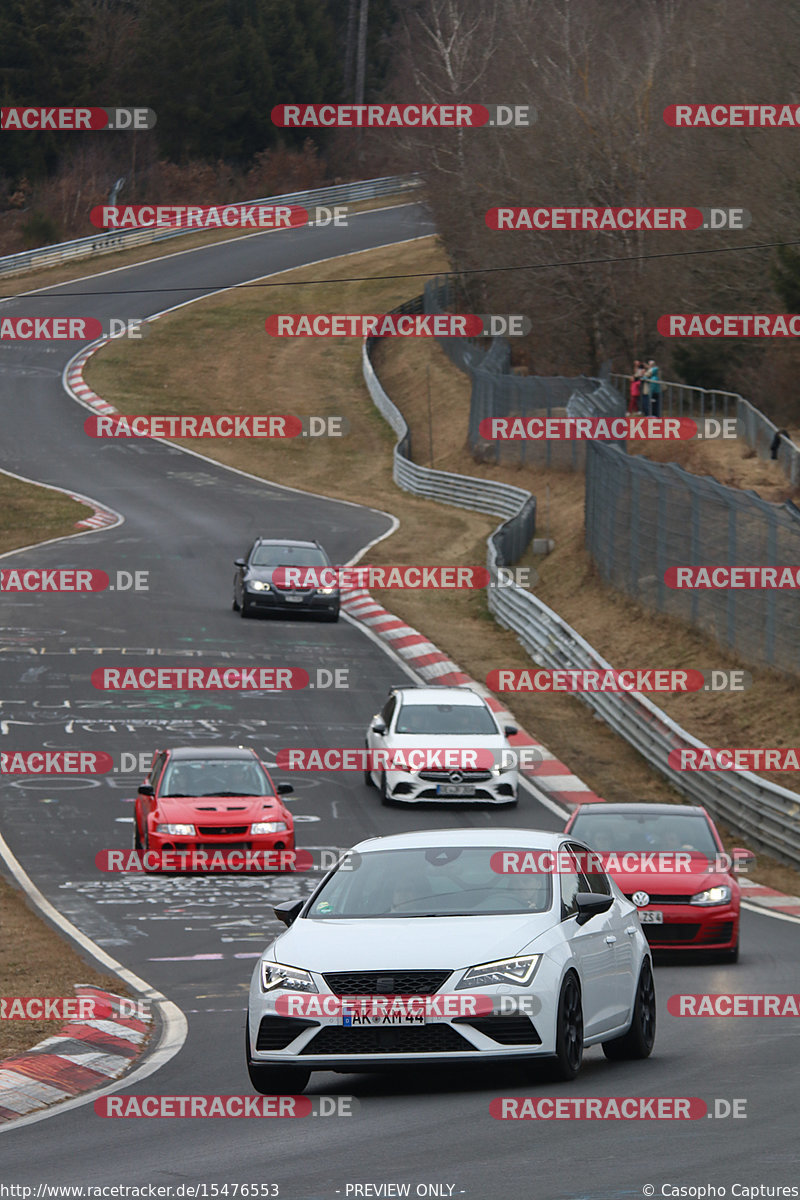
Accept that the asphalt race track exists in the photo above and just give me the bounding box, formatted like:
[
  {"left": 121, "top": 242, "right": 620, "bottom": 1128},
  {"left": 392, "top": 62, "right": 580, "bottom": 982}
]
[{"left": 1, "top": 206, "right": 799, "bottom": 1198}]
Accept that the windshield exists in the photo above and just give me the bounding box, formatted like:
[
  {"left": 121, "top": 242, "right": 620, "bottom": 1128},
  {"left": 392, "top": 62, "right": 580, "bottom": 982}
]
[
  {"left": 160, "top": 758, "right": 271, "bottom": 798},
  {"left": 569, "top": 812, "right": 718, "bottom": 858},
  {"left": 251, "top": 545, "right": 328, "bottom": 567},
  {"left": 394, "top": 703, "right": 498, "bottom": 736},
  {"left": 307, "top": 846, "right": 553, "bottom": 918}
]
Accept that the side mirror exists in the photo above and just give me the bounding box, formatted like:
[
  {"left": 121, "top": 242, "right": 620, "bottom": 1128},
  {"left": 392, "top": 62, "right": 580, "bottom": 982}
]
[
  {"left": 234, "top": 558, "right": 247, "bottom": 568},
  {"left": 276, "top": 783, "right": 294, "bottom": 796},
  {"left": 371, "top": 722, "right": 387, "bottom": 735},
  {"left": 504, "top": 725, "right": 518, "bottom": 737},
  {"left": 138, "top": 784, "right": 154, "bottom": 796},
  {"left": 731, "top": 847, "right": 756, "bottom": 873},
  {"left": 575, "top": 892, "right": 613, "bottom": 926},
  {"left": 273, "top": 899, "right": 304, "bottom": 927}
]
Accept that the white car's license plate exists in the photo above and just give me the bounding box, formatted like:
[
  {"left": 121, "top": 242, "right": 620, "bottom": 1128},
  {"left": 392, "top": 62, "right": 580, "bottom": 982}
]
[
  {"left": 341, "top": 1012, "right": 426, "bottom": 1026},
  {"left": 639, "top": 910, "right": 664, "bottom": 924},
  {"left": 437, "top": 783, "right": 476, "bottom": 796}
]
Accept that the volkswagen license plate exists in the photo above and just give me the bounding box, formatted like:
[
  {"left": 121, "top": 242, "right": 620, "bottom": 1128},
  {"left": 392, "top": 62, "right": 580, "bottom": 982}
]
[{"left": 639, "top": 911, "right": 663, "bottom": 924}]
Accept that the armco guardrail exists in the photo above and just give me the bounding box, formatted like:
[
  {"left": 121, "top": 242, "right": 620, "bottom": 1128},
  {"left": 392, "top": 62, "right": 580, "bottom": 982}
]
[
  {"left": 366, "top": 302, "right": 800, "bottom": 867},
  {"left": 611, "top": 372, "right": 800, "bottom": 488},
  {"left": 486, "top": 573, "right": 800, "bottom": 868},
  {"left": 0, "top": 174, "right": 420, "bottom": 279}
]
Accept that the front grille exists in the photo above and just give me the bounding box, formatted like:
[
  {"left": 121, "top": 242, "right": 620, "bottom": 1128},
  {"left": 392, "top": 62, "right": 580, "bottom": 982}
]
[
  {"left": 644, "top": 923, "right": 701, "bottom": 944},
  {"left": 453, "top": 1015, "right": 541, "bottom": 1045},
  {"left": 256, "top": 1016, "right": 319, "bottom": 1050},
  {"left": 323, "top": 970, "right": 452, "bottom": 995},
  {"left": 302, "top": 1024, "right": 474, "bottom": 1054},
  {"left": 626, "top": 894, "right": 694, "bottom": 905},
  {"left": 417, "top": 770, "right": 493, "bottom": 782},
  {"left": 197, "top": 825, "right": 249, "bottom": 836}
]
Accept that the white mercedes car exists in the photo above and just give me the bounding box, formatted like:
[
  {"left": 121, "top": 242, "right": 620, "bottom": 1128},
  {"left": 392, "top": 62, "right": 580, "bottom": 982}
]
[
  {"left": 364, "top": 685, "right": 519, "bottom": 805},
  {"left": 245, "top": 828, "right": 655, "bottom": 1094}
]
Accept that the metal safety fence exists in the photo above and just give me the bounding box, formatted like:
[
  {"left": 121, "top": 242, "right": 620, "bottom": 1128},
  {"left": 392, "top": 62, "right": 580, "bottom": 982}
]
[
  {"left": 585, "top": 440, "right": 800, "bottom": 672},
  {"left": 0, "top": 174, "right": 421, "bottom": 279}
]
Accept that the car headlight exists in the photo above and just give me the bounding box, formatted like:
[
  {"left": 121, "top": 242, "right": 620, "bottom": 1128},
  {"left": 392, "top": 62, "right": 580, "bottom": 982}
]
[
  {"left": 690, "top": 885, "right": 732, "bottom": 906},
  {"left": 455, "top": 955, "right": 541, "bottom": 989},
  {"left": 155, "top": 823, "right": 196, "bottom": 836},
  {"left": 317, "top": 586, "right": 337, "bottom": 595},
  {"left": 248, "top": 579, "right": 269, "bottom": 591},
  {"left": 251, "top": 821, "right": 288, "bottom": 834},
  {"left": 260, "top": 962, "right": 317, "bottom": 993}
]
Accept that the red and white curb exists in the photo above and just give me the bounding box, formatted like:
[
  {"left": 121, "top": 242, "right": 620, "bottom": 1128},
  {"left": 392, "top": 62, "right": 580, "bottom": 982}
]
[
  {"left": 341, "top": 587, "right": 602, "bottom": 808},
  {"left": 65, "top": 341, "right": 118, "bottom": 417},
  {"left": 60, "top": 342, "right": 122, "bottom": 529},
  {"left": 0, "top": 987, "right": 152, "bottom": 1124},
  {"left": 738, "top": 877, "right": 800, "bottom": 918}
]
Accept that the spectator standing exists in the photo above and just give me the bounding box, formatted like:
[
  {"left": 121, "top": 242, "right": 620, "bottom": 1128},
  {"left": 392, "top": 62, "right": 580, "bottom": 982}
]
[
  {"left": 645, "top": 359, "right": 661, "bottom": 417},
  {"left": 629, "top": 361, "right": 644, "bottom": 414}
]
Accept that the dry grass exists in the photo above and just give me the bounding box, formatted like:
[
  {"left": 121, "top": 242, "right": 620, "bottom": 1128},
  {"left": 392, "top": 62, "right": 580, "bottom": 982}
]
[
  {"left": 0, "top": 874, "right": 124, "bottom": 1059},
  {"left": 0, "top": 472, "right": 90, "bottom": 558}
]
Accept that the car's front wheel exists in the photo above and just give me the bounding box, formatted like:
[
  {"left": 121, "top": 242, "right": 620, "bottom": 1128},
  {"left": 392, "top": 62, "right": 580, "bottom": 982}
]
[
  {"left": 240, "top": 596, "right": 252, "bottom": 619},
  {"left": 547, "top": 972, "right": 583, "bottom": 1081},
  {"left": 602, "top": 958, "right": 656, "bottom": 1061},
  {"left": 245, "top": 1024, "right": 310, "bottom": 1094},
  {"left": 379, "top": 771, "right": 392, "bottom": 807}
]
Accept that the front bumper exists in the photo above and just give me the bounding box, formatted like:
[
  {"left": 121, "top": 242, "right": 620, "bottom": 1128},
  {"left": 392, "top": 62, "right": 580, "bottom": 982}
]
[
  {"left": 376, "top": 768, "right": 518, "bottom": 804},
  {"left": 244, "top": 588, "right": 339, "bottom": 615},
  {"left": 247, "top": 975, "right": 555, "bottom": 1069},
  {"left": 146, "top": 827, "right": 294, "bottom": 869},
  {"left": 635, "top": 903, "right": 738, "bottom": 950}
]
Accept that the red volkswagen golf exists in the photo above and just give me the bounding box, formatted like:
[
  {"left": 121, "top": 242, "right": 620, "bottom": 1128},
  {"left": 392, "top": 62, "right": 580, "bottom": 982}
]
[
  {"left": 133, "top": 745, "right": 295, "bottom": 866},
  {"left": 564, "top": 803, "right": 754, "bottom": 961}
]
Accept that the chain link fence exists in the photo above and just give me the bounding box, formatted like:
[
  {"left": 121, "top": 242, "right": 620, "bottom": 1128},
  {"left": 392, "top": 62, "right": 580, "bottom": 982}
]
[
  {"left": 420, "top": 276, "right": 626, "bottom": 468},
  {"left": 585, "top": 440, "right": 800, "bottom": 672}
]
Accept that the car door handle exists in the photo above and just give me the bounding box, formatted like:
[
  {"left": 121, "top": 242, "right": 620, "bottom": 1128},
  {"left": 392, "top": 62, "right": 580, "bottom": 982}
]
[
  {"left": 605, "top": 935, "right": 617, "bottom": 945},
  {"left": 625, "top": 926, "right": 637, "bottom": 936}
]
